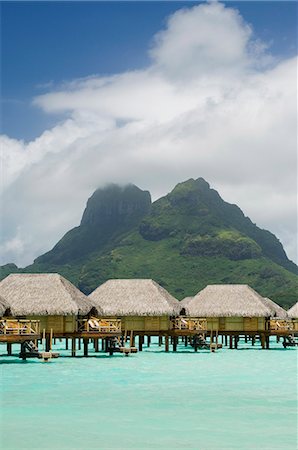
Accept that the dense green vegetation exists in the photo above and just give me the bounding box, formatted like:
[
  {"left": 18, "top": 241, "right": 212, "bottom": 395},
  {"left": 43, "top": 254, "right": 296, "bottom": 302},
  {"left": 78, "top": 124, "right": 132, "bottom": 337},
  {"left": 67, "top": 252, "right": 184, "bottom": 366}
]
[{"left": 1, "top": 178, "right": 297, "bottom": 309}]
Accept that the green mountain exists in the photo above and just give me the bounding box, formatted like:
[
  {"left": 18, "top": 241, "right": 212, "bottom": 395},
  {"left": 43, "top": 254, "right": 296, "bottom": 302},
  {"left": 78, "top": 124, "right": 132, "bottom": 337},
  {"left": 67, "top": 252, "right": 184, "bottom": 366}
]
[{"left": 1, "top": 178, "right": 297, "bottom": 308}]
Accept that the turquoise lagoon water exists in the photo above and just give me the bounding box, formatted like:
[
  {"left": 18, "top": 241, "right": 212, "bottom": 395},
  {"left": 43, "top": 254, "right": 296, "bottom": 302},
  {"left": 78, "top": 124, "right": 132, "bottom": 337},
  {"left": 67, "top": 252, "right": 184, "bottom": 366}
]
[{"left": 0, "top": 338, "right": 297, "bottom": 450}]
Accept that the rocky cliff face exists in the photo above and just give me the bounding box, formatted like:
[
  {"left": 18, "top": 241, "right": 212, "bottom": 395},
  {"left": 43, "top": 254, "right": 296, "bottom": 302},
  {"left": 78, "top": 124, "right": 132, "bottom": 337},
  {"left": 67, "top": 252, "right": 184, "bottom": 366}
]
[
  {"left": 34, "top": 184, "right": 151, "bottom": 265},
  {"left": 81, "top": 184, "right": 151, "bottom": 227}
]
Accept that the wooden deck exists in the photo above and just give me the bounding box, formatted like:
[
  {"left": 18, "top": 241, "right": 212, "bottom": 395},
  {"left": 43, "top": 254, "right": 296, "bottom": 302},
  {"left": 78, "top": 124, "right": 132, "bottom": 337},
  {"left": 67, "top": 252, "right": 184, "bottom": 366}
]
[
  {"left": 170, "top": 317, "right": 207, "bottom": 334},
  {"left": 76, "top": 317, "right": 122, "bottom": 337},
  {"left": 0, "top": 319, "right": 40, "bottom": 342}
]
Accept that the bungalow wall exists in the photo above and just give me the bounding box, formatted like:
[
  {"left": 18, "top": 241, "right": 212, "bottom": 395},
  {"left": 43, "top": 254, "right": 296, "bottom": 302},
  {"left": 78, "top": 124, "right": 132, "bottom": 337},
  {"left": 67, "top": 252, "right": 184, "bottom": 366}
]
[
  {"left": 122, "top": 316, "right": 170, "bottom": 332},
  {"left": 25, "top": 315, "right": 76, "bottom": 334},
  {"left": 205, "top": 317, "right": 266, "bottom": 332}
]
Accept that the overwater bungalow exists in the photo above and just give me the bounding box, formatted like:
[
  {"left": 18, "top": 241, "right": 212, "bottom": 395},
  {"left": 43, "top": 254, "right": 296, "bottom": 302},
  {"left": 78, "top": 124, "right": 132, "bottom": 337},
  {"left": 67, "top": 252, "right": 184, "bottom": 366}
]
[
  {"left": 287, "top": 302, "right": 298, "bottom": 332},
  {"left": 0, "top": 274, "right": 122, "bottom": 356},
  {"left": 89, "top": 279, "right": 180, "bottom": 332},
  {"left": 183, "top": 284, "right": 275, "bottom": 348},
  {"left": 89, "top": 279, "right": 208, "bottom": 351}
]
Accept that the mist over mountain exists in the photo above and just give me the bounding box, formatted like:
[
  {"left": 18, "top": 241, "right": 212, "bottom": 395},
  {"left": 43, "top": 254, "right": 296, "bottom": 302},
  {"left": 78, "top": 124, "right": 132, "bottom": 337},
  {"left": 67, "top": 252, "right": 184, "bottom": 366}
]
[{"left": 1, "top": 178, "right": 297, "bottom": 308}]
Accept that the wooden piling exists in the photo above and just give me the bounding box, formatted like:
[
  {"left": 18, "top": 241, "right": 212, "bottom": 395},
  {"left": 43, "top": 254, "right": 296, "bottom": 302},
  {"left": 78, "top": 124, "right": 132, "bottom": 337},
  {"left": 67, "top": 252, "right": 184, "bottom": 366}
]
[
  {"left": 158, "top": 335, "right": 163, "bottom": 346},
  {"left": 229, "top": 335, "right": 233, "bottom": 349},
  {"left": 7, "top": 343, "right": 12, "bottom": 356},
  {"left": 234, "top": 336, "right": 238, "bottom": 349},
  {"left": 138, "top": 335, "right": 143, "bottom": 351},
  {"left": 65, "top": 338, "right": 69, "bottom": 350},
  {"left": 173, "top": 336, "right": 177, "bottom": 352},
  {"left": 260, "top": 334, "right": 266, "bottom": 349},
  {"left": 165, "top": 335, "right": 169, "bottom": 352},
  {"left": 94, "top": 339, "right": 99, "bottom": 352},
  {"left": 71, "top": 338, "right": 76, "bottom": 357},
  {"left": 83, "top": 339, "right": 88, "bottom": 356},
  {"left": 147, "top": 335, "right": 151, "bottom": 347}
]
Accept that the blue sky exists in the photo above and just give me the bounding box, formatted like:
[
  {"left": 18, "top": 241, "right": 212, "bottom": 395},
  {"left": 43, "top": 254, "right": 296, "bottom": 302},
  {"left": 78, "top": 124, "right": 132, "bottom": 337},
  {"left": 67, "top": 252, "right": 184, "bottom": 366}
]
[{"left": 1, "top": 1, "right": 297, "bottom": 141}]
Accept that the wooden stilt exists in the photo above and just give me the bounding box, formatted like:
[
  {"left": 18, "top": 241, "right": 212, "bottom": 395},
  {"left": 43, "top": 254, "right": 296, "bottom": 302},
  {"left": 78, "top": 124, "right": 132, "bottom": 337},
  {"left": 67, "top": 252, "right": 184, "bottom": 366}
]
[
  {"left": 229, "top": 335, "right": 233, "bottom": 349},
  {"left": 7, "top": 343, "right": 12, "bottom": 356},
  {"left": 83, "top": 338, "right": 88, "bottom": 356},
  {"left": 173, "top": 336, "right": 177, "bottom": 352},
  {"left": 252, "top": 335, "right": 255, "bottom": 346},
  {"left": 101, "top": 339, "right": 105, "bottom": 350},
  {"left": 265, "top": 335, "right": 270, "bottom": 349},
  {"left": 260, "top": 334, "right": 266, "bottom": 349},
  {"left": 224, "top": 335, "right": 228, "bottom": 346},
  {"left": 158, "top": 335, "right": 163, "bottom": 346},
  {"left": 65, "top": 338, "right": 69, "bottom": 350},
  {"left": 71, "top": 338, "right": 76, "bottom": 357},
  {"left": 49, "top": 329, "right": 53, "bottom": 351},
  {"left": 94, "top": 339, "right": 99, "bottom": 352},
  {"left": 147, "top": 335, "right": 151, "bottom": 347},
  {"left": 185, "top": 336, "right": 188, "bottom": 347},
  {"left": 245, "top": 335, "right": 248, "bottom": 343},
  {"left": 165, "top": 335, "right": 169, "bottom": 352},
  {"left": 78, "top": 338, "right": 81, "bottom": 350},
  {"left": 138, "top": 335, "right": 143, "bottom": 351},
  {"left": 130, "top": 330, "right": 134, "bottom": 347},
  {"left": 234, "top": 336, "right": 238, "bottom": 349},
  {"left": 45, "top": 335, "right": 51, "bottom": 352}
]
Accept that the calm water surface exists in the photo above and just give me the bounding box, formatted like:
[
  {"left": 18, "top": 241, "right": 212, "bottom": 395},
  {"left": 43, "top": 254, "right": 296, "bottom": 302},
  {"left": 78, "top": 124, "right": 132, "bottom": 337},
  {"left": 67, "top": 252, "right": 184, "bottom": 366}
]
[{"left": 0, "top": 338, "right": 297, "bottom": 449}]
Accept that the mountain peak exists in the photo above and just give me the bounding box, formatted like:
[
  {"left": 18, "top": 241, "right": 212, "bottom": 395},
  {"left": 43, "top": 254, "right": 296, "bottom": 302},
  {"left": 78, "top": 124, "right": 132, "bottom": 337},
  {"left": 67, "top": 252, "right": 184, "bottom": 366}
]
[{"left": 81, "top": 184, "right": 151, "bottom": 227}]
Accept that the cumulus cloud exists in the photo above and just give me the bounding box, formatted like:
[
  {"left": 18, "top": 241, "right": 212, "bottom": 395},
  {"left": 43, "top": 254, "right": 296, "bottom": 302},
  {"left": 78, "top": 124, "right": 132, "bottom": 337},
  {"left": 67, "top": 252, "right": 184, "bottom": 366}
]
[{"left": 0, "top": 2, "right": 297, "bottom": 266}]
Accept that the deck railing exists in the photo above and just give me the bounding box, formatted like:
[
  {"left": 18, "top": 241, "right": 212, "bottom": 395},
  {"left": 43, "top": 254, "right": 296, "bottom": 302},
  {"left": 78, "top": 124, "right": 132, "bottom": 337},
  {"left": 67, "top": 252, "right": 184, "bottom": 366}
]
[
  {"left": 0, "top": 319, "right": 40, "bottom": 336},
  {"left": 170, "top": 317, "right": 207, "bottom": 332},
  {"left": 77, "top": 317, "right": 122, "bottom": 334},
  {"left": 268, "top": 319, "right": 294, "bottom": 333}
]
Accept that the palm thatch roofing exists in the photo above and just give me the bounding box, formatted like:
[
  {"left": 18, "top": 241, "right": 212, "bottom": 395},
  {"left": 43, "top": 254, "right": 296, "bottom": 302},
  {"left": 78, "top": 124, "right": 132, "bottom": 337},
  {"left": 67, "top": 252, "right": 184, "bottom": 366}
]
[
  {"left": 0, "top": 295, "right": 10, "bottom": 317},
  {"left": 184, "top": 285, "right": 272, "bottom": 317},
  {"left": 89, "top": 279, "right": 180, "bottom": 316},
  {"left": 0, "top": 273, "right": 101, "bottom": 316},
  {"left": 287, "top": 302, "right": 298, "bottom": 319},
  {"left": 261, "top": 297, "right": 288, "bottom": 319},
  {"left": 180, "top": 297, "right": 193, "bottom": 307}
]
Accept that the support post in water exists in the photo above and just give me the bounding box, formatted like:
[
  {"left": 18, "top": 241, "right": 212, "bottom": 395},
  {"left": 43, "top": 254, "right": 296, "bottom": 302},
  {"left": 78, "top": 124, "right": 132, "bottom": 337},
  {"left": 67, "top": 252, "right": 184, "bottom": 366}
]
[
  {"left": 138, "top": 335, "right": 143, "bottom": 352},
  {"left": 7, "top": 343, "right": 12, "bottom": 356},
  {"left": 165, "top": 335, "right": 169, "bottom": 352},
  {"left": 71, "top": 338, "right": 76, "bottom": 357},
  {"left": 83, "top": 338, "right": 88, "bottom": 356}
]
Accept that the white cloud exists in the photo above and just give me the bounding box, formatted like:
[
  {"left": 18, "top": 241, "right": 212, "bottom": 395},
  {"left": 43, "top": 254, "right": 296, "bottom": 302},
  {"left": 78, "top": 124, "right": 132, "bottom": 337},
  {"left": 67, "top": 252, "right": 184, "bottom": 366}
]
[{"left": 0, "top": 2, "right": 297, "bottom": 267}]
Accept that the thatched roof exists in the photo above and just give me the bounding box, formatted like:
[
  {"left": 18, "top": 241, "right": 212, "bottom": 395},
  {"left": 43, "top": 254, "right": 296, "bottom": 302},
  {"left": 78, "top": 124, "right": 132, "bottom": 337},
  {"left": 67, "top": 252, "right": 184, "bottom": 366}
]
[
  {"left": 184, "top": 285, "right": 272, "bottom": 317},
  {"left": 89, "top": 279, "right": 180, "bottom": 316},
  {"left": 288, "top": 302, "right": 298, "bottom": 319},
  {"left": 0, "top": 274, "right": 100, "bottom": 316},
  {"left": 261, "top": 297, "right": 288, "bottom": 319},
  {"left": 180, "top": 297, "right": 193, "bottom": 307},
  {"left": 0, "top": 295, "right": 10, "bottom": 317}
]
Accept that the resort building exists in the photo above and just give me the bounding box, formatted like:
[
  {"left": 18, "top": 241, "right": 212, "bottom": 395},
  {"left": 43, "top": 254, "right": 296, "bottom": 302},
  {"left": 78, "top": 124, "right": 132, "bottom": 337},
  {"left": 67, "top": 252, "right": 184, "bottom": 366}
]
[
  {"left": 183, "top": 284, "right": 277, "bottom": 348},
  {"left": 0, "top": 273, "right": 96, "bottom": 334},
  {"left": 89, "top": 279, "right": 180, "bottom": 332},
  {"left": 0, "top": 274, "right": 122, "bottom": 356}
]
